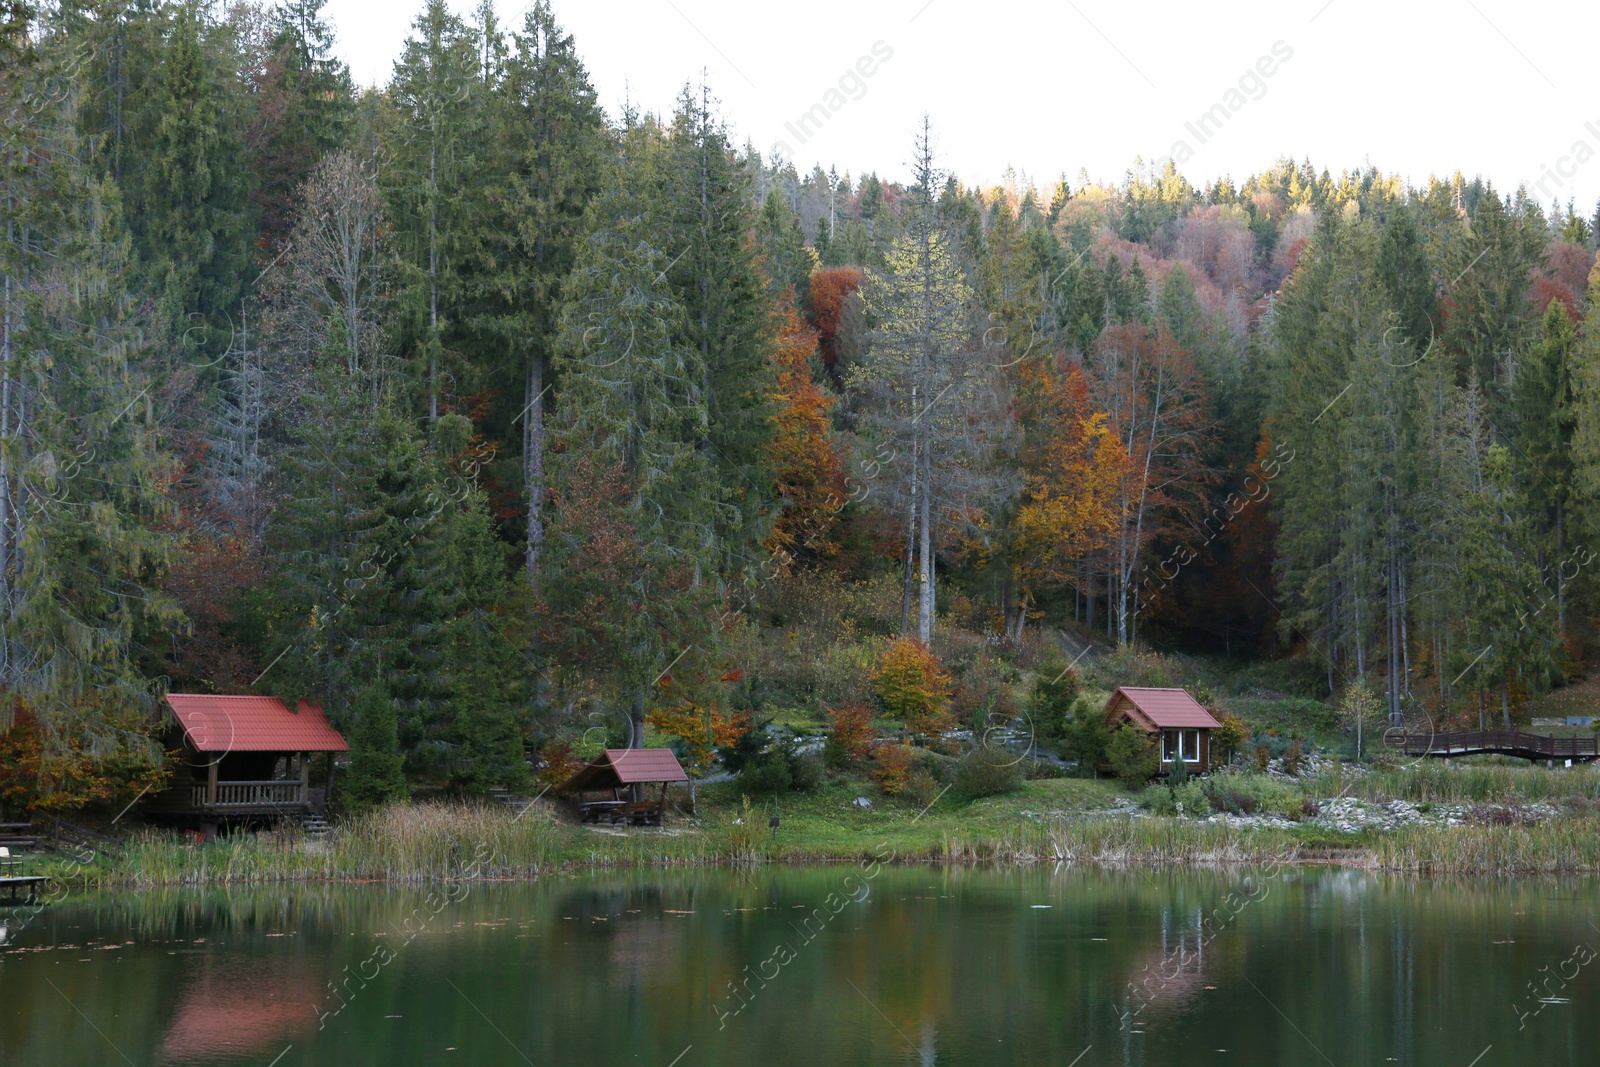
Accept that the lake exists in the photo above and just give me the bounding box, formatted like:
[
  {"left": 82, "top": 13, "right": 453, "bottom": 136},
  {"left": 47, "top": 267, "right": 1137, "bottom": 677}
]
[{"left": 1, "top": 865, "right": 1596, "bottom": 1065}]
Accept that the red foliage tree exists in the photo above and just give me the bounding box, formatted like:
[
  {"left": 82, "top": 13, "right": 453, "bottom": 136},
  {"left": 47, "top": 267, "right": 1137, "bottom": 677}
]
[
  {"left": 808, "top": 266, "right": 863, "bottom": 380},
  {"left": 765, "top": 300, "right": 847, "bottom": 567}
]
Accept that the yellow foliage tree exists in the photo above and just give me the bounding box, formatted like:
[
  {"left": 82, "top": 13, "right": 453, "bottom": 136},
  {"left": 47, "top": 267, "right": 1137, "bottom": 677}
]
[
  {"left": 872, "top": 637, "right": 955, "bottom": 739},
  {"left": 645, "top": 701, "right": 749, "bottom": 776}
]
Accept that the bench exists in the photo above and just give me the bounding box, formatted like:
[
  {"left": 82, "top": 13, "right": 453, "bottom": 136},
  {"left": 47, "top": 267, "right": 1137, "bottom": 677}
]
[{"left": 621, "top": 801, "right": 664, "bottom": 827}]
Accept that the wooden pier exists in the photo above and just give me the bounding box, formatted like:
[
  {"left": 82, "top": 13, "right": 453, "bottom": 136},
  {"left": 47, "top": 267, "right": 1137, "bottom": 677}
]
[
  {"left": 0, "top": 875, "right": 49, "bottom": 905},
  {"left": 1387, "top": 730, "right": 1600, "bottom": 764}
]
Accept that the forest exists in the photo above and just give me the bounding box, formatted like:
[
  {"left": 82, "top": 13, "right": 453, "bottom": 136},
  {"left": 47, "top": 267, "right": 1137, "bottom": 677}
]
[{"left": 5, "top": 0, "right": 1600, "bottom": 812}]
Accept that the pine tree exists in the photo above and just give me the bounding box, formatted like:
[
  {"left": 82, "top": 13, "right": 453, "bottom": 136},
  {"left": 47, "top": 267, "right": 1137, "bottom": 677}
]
[
  {"left": 546, "top": 134, "right": 724, "bottom": 746},
  {"left": 140, "top": 0, "right": 254, "bottom": 359},
  {"left": 1514, "top": 301, "right": 1577, "bottom": 635},
  {"left": 249, "top": 0, "right": 355, "bottom": 250},
  {"left": 1, "top": 21, "right": 179, "bottom": 768},
  {"left": 385, "top": 0, "right": 484, "bottom": 420},
  {"left": 343, "top": 684, "right": 409, "bottom": 812},
  {"left": 475, "top": 1, "right": 605, "bottom": 578},
  {"left": 660, "top": 86, "right": 780, "bottom": 581}
]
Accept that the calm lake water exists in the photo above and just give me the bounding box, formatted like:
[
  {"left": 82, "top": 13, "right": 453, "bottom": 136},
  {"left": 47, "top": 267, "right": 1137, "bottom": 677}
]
[{"left": 2, "top": 865, "right": 1596, "bottom": 1066}]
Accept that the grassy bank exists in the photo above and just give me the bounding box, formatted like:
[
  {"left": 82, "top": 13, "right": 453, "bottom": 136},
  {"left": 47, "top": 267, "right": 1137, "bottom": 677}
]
[{"left": 29, "top": 763, "right": 1600, "bottom": 887}]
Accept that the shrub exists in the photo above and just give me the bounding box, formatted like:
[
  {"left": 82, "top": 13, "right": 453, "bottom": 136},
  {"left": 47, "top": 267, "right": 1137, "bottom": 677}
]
[
  {"left": 1059, "top": 699, "right": 1112, "bottom": 775},
  {"left": 869, "top": 742, "right": 914, "bottom": 795},
  {"left": 824, "top": 702, "right": 876, "bottom": 765},
  {"left": 955, "top": 745, "right": 1024, "bottom": 797},
  {"left": 1254, "top": 744, "right": 1271, "bottom": 772},
  {"left": 1107, "top": 724, "right": 1158, "bottom": 785},
  {"left": 873, "top": 637, "right": 956, "bottom": 739},
  {"left": 1213, "top": 713, "right": 1249, "bottom": 765},
  {"left": 788, "top": 753, "right": 822, "bottom": 792},
  {"left": 737, "top": 750, "right": 792, "bottom": 795},
  {"left": 1167, "top": 750, "right": 1189, "bottom": 787},
  {"left": 952, "top": 660, "right": 1020, "bottom": 735},
  {"left": 906, "top": 768, "right": 941, "bottom": 808},
  {"left": 1027, "top": 664, "right": 1081, "bottom": 743},
  {"left": 1283, "top": 739, "right": 1305, "bottom": 776}
]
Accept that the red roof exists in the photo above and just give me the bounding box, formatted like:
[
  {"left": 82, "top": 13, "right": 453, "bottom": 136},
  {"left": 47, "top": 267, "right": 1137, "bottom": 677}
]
[
  {"left": 560, "top": 748, "right": 689, "bottom": 791},
  {"left": 1105, "top": 687, "right": 1221, "bottom": 730},
  {"left": 164, "top": 694, "right": 349, "bottom": 753}
]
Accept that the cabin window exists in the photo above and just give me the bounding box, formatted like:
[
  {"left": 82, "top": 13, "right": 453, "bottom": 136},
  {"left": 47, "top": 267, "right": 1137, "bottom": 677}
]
[{"left": 1162, "top": 730, "right": 1199, "bottom": 762}]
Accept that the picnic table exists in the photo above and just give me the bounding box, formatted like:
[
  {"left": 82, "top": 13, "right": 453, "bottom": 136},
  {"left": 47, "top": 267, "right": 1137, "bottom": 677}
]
[
  {"left": 578, "top": 800, "right": 665, "bottom": 826},
  {"left": 578, "top": 800, "right": 627, "bottom": 824}
]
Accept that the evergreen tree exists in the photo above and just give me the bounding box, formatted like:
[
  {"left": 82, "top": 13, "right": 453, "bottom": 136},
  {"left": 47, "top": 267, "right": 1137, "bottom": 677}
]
[
  {"left": 385, "top": 0, "right": 484, "bottom": 420},
  {"left": 476, "top": 1, "right": 605, "bottom": 578},
  {"left": 343, "top": 684, "right": 409, "bottom": 812},
  {"left": 250, "top": 0, "right": 355, "bottom": 250},
  {"left": 1514, "top": 301, "right": 1577, "bottom": 635},
  {"left": 661, "top": 86, "right": 779, "bottom": 581},
  {"left": 546, "top": 132, "right": 724, "bottom": 746},
  {"left": 1, "top": 21, "right": 179, "bottom": 768}
]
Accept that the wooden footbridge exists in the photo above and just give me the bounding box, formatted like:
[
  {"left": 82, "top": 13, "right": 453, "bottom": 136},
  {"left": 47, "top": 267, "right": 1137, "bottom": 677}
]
[{"left": 1387, "top": 730, "right": 1600, "bottom": 764}]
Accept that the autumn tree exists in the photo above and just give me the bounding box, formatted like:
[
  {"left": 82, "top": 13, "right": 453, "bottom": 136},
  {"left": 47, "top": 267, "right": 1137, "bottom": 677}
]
[{"left": 764, "top": 300, "right": 845, "bottom": 569}]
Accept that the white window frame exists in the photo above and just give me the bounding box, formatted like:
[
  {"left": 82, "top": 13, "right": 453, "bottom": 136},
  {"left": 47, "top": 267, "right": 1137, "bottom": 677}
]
[{"left": 1182, "top": 729, "right": 1200, "bottom": 763}]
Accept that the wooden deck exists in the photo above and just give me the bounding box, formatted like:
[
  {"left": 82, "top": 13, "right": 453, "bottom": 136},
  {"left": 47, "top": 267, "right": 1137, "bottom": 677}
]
[
  {"left": 0, "top": 875, "right": 49, "bottom": 903},
  {"left": 1388, "top": 730, "right": 1600, "bottom": 763}
]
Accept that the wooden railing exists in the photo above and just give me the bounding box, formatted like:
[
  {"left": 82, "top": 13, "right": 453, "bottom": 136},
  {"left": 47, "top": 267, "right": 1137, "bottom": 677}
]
[
  {"left": 1387, "top": 731, "right": 1599, "bottom": 761},
  {"left": 190, "top": 781, "right": 306, "bottom": 808}
]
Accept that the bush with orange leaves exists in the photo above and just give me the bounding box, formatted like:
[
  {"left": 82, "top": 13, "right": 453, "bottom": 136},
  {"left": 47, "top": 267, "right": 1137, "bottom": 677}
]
[
  {"left": 534, "top": 740, "right": 584, "bottom": 790},
  {"left": 824, "top": 702, "right": 876, "bottom": 765},
  {"left": 644, "top": 702, "right": 750, "bottom": 776},
  {"left": 872, "top": 637, "right": 955, "bottom": 740},
  {"left": 869, "top": 741, "right": 914, "bottom": 795}
]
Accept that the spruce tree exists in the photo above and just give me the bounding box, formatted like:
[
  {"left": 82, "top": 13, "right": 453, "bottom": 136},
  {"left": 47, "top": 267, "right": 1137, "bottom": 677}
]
[{"left": 343, "top": 684, "right": 409, "bottom": 812}]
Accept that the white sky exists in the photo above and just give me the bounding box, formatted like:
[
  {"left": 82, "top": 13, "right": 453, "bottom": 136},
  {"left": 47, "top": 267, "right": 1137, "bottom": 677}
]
[{"left": 325, "top": 0, "right": 1600, "bottom": 214}]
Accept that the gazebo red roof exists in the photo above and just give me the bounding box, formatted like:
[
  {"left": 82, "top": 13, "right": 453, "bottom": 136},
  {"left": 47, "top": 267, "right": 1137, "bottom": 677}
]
[
  {"left": 164, "top": 694, "right": 349, "bottom": 753},
  {"left": 1105, "top": 687, "right": 1222, "bottom": 731},
  {"left": 560, "top": 748, "right": 689, "bottom": 791}
]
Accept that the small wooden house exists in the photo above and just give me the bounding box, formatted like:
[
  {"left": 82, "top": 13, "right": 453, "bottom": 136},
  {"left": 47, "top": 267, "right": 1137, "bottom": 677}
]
[
  {"left": 1104, "top": 687, "right": 1222, "bottom": 774},
  {"left": 145, "top": 694, "right": 349, "bottom": 826}
]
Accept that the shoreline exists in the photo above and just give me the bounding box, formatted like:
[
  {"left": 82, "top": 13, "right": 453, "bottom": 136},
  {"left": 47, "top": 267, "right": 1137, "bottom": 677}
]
[{"left": 22, "top": 811, "right": 1600, "bottom": 892}]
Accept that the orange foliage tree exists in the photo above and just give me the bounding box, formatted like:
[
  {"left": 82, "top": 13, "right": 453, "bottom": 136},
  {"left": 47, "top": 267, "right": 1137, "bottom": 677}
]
[
  {"left": 764, "top": 299, "right": 847, "bottom": 568},
  {"left": 868, "top": 741, "right": 914, "bottom": 795},
  {"left": 1086, "top": 324, "right": 1214, "bottom": 644},
  {"left": 825, "top": 702, "right": 876, "bottom": 760},
  {"left": 534, "top": 739, "right": 584, "bottom": 790},
  {"left": 0, "top": 701, "right": 172, "bottom": 815},
  {"left": 1009, "top": 356, "right": 1128, "bottom": 633},
  {"left": 645, "top": 701, "right": 750, "bottom": 776},
  {"left": 872, "top": 637, "right": 955, "bottom": 739}
]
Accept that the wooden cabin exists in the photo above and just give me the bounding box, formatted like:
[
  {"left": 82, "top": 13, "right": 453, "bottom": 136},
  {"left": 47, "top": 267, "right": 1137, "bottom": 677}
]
[
  {"left": 559, "top": 748, "right": 689, "bottom": 826},
  {"left": 145, "top": 694, "right": 349, "bottom": 827},
  {"left": 1104, "top": 687, "right": 1222, "bottom": 774}
]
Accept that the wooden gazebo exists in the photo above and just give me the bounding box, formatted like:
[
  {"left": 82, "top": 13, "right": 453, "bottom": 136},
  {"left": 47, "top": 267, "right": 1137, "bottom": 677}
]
[
  {"left": 144, "top": 694, "right": 349, "bottom": 828},
  {"left": 558, "top": 748, "right": 689, "bottom": 826}
]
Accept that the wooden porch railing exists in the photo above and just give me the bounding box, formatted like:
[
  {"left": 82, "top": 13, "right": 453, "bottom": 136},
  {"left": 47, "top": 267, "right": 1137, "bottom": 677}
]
[
  {"left": 190, "top": 781, "right": 307, "bottom": 808},
  {"left": 1387, "top": 731, "right": 1599, "bottom": 761}
]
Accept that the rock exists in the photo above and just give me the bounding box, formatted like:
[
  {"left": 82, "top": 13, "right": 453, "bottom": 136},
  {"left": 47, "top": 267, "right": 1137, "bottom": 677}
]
[{"left": 853, "top": 796, "right": 873, "bottom": 809}]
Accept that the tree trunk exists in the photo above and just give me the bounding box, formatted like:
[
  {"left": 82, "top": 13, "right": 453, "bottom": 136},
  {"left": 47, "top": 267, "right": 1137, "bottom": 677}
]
[{"left": 524, "top": 356, "right": 545, "bottom": 579}]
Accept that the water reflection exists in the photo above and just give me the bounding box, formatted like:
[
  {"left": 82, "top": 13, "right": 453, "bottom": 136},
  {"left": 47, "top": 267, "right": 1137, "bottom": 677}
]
[{"left": 0, "top": 867, "right": 1595, "bottom": 1066}]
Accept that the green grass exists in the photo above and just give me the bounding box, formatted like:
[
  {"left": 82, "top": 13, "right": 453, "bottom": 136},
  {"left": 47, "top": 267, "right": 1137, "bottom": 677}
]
[{"left": 34, "top": 759, "right": 1600, "bottom": 888}]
